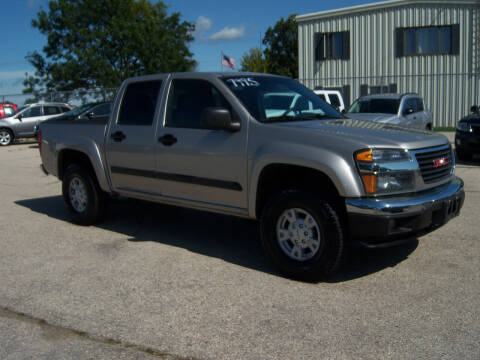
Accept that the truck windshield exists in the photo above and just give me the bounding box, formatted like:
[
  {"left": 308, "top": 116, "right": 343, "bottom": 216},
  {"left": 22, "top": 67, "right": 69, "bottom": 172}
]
[{"left": 221, "top": 76, "right": 341, "bottom": 122}]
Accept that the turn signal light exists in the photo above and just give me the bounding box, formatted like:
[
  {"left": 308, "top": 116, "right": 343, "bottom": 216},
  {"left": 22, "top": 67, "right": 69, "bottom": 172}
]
[
  {"left": 361, "top": 174, "right": 376, "bottom": 194},
  {"left": 356, "top": 149, "right": 372, "bottom": 162}
]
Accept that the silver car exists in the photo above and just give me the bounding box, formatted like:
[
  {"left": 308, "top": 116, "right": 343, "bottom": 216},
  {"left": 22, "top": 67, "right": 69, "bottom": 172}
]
[
  {"left": 0, "top": 102, "right": 73, "bottom": 146},
  {"left": 345, "top": 93, "right": 433, "bottom": 130}
]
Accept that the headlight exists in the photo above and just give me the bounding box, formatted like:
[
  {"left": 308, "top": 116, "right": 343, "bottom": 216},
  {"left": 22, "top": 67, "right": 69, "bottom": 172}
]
[
  {"left": 355, "top": 148, "right": 416, "bottom": 195},
  {"left": 457, "top": 122, "right": 471, "bottom": 132}
]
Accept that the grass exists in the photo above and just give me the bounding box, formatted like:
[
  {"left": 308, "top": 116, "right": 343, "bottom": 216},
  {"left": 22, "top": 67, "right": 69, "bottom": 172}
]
[{"left": 433, "top": 127, "right": 456, "bottom": 132}]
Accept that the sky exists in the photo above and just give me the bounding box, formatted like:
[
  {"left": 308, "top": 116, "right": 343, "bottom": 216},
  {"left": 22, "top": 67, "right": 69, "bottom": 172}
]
[{"left": 0, "top": 0, "right": 379, "bottom": 95}]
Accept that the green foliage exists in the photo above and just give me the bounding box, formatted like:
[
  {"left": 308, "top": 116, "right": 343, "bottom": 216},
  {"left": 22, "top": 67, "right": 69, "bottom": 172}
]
[
  {"left": 24, "top": 0, "right": 196, "bottom": 96},
  {"left": 240, "top": 48, "right": 268, "bottom": 73},
  {"left": 262, "top": 14, "right": 298, "bottom": 78}
]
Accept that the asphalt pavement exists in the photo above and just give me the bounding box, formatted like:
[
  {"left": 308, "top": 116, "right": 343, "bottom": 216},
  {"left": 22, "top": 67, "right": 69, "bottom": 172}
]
[{"left": 0, "top": 137, "right": 479, "bottom": 360}]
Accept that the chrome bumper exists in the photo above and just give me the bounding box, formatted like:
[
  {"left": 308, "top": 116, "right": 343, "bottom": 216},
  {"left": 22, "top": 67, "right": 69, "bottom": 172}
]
[
  {"left": 346, "top": 176, "right": 464, "bottom": 216},
  {"left": 345, "top": 177, "right": 465, "bottom": 246}
]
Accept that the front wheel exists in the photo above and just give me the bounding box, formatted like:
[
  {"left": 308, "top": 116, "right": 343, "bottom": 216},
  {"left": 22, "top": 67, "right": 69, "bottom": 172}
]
[
  {"left": 260, "top": 190, "right": 345, "bottom": 282},
  {"left": 62, "top": 164, "right": 105, "bottom": 225},
  {"left": 0, "top": 128, "right": 13, "bottom": 146}
]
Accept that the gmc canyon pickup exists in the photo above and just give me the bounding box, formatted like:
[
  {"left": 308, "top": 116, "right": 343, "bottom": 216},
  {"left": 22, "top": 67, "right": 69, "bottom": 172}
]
[{"left": 38, "top": 72, "right": 465, "bottom": 281}]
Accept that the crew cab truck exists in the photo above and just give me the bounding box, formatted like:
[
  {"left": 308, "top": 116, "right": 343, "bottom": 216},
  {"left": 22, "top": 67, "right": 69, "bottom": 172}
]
[{"left": 38, "top": 72, "right": 465, "bottom": 281}]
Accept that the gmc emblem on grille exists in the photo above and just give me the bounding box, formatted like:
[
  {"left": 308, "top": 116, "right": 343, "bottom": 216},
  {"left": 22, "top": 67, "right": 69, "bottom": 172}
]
[{"left": 433, "top": 157, "right": 448, "bottom": 168}]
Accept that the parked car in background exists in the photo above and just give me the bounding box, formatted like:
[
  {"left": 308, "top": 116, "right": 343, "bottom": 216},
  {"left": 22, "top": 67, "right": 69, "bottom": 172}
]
[
  {"left": 34, "top": 102, "right": 112, "bottom": 139},
  {"left": 0, "top": 102, "right": 18, "bottom": 119},
  {"left": 455, "top": 105, "right": 480, "bottom": 161},
  {"left": 313, "top": 89, "right": 345, "bottom": 112},
  {"left": 0, "top": 102, "right": 73, "bottom": 146},
  {"left": 345, "top": 93, "right": 433, "bottom": 130}
]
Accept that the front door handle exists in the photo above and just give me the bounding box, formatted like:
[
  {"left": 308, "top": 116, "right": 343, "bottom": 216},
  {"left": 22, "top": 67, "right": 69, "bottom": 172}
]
[
  {"left": 110, "top": 131, "right": 126, "bottom": 142},
  {"left": 158, "top": 134, "right": 177, "bottom": 146}
]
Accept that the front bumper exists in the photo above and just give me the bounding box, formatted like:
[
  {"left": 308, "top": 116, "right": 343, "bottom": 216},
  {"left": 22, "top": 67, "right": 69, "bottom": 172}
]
[{"left": 345, "top": 176, "right": 464, "bottom": 247}]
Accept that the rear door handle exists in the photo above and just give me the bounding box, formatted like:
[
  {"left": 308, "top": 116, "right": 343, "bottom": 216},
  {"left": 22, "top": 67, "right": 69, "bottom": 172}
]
[
  {"left": 110, "top": 131, "right": 126, "bottom": 142},
  {"left": 158, "top": 134, "right": 177, "bottom": 146}
]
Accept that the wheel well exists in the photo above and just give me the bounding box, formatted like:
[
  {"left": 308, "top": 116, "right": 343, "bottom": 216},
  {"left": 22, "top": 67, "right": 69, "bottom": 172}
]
[
  {"left": 255, "top": 164, "right": 343, "bottom": 219},
  {"left": 0, "top": 127, "right": 13, "bottom": 137},
  {"left": 58, "top": 149, "right": 96, "bottom": 181},
  {"left": 426, "top": 123, "right": 432, "bottom": 130}
]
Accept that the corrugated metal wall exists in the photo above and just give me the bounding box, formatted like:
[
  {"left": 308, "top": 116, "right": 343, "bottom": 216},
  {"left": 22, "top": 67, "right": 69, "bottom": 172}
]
[{"left": 298, "top": 2, "right": 480, "bottom": 127}]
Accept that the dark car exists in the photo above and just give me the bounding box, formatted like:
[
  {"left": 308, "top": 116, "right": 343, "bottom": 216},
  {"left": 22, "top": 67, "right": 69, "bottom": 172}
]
[
  {"left": 455, "top": 105, "right": 480, "bottom": 161},
  {"left": 0, "top": 102, "right": 18, "bottom": 119}
]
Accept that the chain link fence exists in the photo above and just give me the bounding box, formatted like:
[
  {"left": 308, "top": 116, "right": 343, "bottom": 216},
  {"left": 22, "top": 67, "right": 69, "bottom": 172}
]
[{"left": 0, "top": 88, "right": 117, "bottom": 108}]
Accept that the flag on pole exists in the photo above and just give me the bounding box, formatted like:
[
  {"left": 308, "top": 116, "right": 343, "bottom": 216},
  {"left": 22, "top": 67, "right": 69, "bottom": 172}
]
[{"left": 221, "top": 53, "right": 235, "bottom": 70}]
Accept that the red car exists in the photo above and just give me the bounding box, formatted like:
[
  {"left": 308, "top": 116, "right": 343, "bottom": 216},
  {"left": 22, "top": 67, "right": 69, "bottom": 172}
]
[{"left": 0, "top": 102, "right": 18, "bottom": 119}]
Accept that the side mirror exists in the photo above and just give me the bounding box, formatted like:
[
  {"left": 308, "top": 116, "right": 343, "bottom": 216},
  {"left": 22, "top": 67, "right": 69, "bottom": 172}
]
[
  {"left": 341, "top": 109, "right": 346, "bottom": 114},
  {"left": 202, "top": 107, "right": 240, "bottom": 132},
  {"left": 86, "top": 111, "right": 94, "bottom": 119},
  {"left": 471, "top": 105, "right": 479, "bottom": 113},
  {"left": 16, "top": 114, "right": 23, "bottom": 121},
  {"left": 404, "top": 108, "right": 414, "bottom": 116}
]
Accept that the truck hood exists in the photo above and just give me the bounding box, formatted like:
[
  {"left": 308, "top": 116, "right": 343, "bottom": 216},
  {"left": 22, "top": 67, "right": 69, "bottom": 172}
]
[
  {"left": 345, "top": 113, "right": 400, "bottom": 123},
  {"left": 274, "top": 118, "right": 448, "bottom": 149}
]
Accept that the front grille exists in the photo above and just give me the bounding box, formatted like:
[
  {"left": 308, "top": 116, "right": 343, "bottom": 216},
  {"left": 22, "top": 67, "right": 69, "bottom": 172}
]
[
  {"left": 414, "top": 145, "right": 453, "bottom": 184},
  {"left": 472, "top": 125, "right": 480, "bottom": 135}
]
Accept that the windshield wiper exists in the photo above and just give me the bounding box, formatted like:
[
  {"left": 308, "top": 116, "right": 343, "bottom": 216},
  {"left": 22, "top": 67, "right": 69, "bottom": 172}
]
[{"left": 262, "top": 115, "right": 297, "bottom": 123}]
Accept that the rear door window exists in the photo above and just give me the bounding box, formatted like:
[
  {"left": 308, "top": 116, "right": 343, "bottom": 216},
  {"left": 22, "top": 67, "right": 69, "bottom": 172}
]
[
  {"left": 118, "top": 80, "right": 162, "bottom": 125},
  {"left": 43, "top": 106, "right": 61, "bottom": 115}
]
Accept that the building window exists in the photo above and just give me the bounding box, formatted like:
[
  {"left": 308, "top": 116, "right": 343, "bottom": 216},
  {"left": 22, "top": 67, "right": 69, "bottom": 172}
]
[
  {"left": 396, "top": 25, "right": 459, "bottom": 57},
  {"left": 314, "top": 31, "right": 350, "bottom": 60}
]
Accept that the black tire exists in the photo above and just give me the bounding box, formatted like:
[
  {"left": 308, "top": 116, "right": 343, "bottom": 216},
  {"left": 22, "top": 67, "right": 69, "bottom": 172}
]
[
  {"left": 62, "top": 164, "right": 106, "bottom": 225},
  {"left": 0, "top": 128, "right": 13, "bottom": 146},
  {"left": 260, "top": 190, "right": 345, "bottom": 282},
  {"left": 456, "top": 147, "right": 472, "bottom": 161}
]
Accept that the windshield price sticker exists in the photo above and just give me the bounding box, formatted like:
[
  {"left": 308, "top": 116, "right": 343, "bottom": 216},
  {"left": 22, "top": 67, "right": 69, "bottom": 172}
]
[{"left": 226, "top": 78, "right": 260, "bottom": 88}]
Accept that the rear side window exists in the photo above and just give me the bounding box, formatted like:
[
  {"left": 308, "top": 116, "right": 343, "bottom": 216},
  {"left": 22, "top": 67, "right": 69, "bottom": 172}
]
[
  {"left": 118, "top": 80, "right": 162, "bottom": 125},
  {"left": 43, "top": 106, "right": 61, "bottom": 115},
  {"left": 329, "top": 94, "right": 341, "bottom": 108},
  {"left": 166, "top": 79, "right": 231, "bottom": 129}
]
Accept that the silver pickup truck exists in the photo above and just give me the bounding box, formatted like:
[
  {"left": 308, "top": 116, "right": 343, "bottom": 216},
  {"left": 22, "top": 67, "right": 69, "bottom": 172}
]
[{"left": 38, "top": 72, "right": 465, "bottom": 281}]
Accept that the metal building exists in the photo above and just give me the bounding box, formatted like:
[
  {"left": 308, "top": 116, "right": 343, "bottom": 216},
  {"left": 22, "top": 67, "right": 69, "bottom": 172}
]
[{"left": 297, "top": 0, "right": 480, "bottom": 127}]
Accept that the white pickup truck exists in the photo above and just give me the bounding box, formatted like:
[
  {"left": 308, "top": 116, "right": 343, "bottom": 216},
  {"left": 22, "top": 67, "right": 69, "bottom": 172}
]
[{"left": 38, "top": 72, "right": 464, "bottom": 281}]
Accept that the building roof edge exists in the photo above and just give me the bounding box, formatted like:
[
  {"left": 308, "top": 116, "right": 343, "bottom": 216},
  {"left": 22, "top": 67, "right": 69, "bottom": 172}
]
[{"left": 296, "top": 0, "right": 479, "bottom": 22}]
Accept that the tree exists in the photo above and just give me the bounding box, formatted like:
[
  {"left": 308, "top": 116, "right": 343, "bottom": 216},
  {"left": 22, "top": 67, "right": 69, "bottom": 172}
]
[
  {"left": 24, "top": 0, "right": 196, "bottom": 97},
  {"left": 240, "top": 48, "right": 268, "bottom": 73},
  {"left": 262, "top": 14, "right": 298, "bottom": 78}
]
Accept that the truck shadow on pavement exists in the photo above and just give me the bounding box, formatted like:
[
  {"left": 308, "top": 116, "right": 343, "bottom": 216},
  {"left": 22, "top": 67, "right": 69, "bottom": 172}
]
[{"left": 16, "top": 195, "right": 418, "bottom": 283}]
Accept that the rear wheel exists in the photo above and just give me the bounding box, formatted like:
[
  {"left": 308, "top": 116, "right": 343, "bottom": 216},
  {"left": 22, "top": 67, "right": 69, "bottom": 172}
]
[
  {"left": 62, "top": 164, "right": 106, "bottom": 225},
  {"left": 0, "top": 129, "right": 13, "bottom": 146},
  {"left": 260, "top": 190, "right": 345, "bottom": 282}
]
